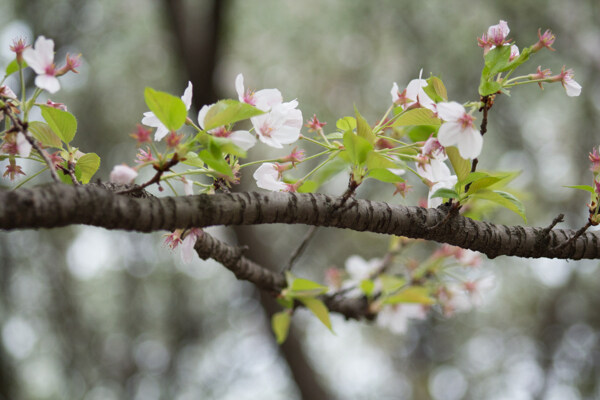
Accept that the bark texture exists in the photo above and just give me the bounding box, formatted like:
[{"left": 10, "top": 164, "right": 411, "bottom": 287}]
[{"left": 1, "top": 184, "right": 598, "bottom": 260}]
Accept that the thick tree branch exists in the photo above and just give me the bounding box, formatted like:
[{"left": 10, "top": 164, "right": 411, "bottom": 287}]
[{"left": 1, "top": 184, "right": 599, "bottom": 260}]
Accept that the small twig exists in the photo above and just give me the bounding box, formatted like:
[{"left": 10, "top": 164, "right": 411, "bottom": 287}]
[
  {"left": 543, "top": 214, "right": 564, "bottom": 235},
  {"left": 338, "top": 174, "right": 359, "bottom": 206},
  {"left": 66, "top": 161, "right": 81, "bottom": 186},
  {"left": 551, "top": 220, "right": 592, "bottom": 252},
  {"left": 282, "top": 226, "right": 318, "bottom": 272},
  {"left": 466, "top": 95, "right": 494, "bottom": 192},
  {"left": 116, "top": 154, "right": 180, "bottom": 195}
]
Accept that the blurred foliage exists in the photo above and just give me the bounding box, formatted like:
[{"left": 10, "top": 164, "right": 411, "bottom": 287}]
[{"left": 0, "top": 0, "right": 599, "bottom": 399}]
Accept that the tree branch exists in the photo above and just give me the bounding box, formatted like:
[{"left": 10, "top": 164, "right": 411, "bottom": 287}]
[{"left": 1, "top": 184, "right": 599, "bottom": 260}]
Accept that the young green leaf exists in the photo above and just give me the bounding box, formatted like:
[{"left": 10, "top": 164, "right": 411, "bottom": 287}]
[
  {"left": 198, "top": 149, "right": 233, "bottom": 177},
  {"left": 564, "top": 185, "right": 595, "bottom": 194},
  {"left": 367, "top": 168, "right": 405, "bottom": 183},
  {"left": 203, "top": 99, "right": 264, "bottom": 131},
  {"left": 343, "top": 130, "right": 373, "bottom": 166},
  {"left": 336, "top": 116, "right": 357, "bottom": 131},
  {"left": 355, "top": 107, "right": 377, "bottom": 144},
  {"left": 360, "top": 279, "right": 375, "bottom": 296},
  {"left": 271, "top": 311, "right": 291, "bottom": 344},
  {"left": 446, "top": 146, "right": 471, "bottom": 182},
  {"left": 77, "top": 153, "right": 101, "bottom": 184},
  {"left": 5, "top": 59, "right": 27, "bottom": 76},
  {"left": 484, "top": 45, "right": 512, "bottom": 76},
  {"left": 298, "top": 296, "right": 333, "bottom": 332},
  {"left": 380, "top": 275, "right": 406, "bottom": 295},
  {"left": 430, "top": 187, "right": 460, "bottom": 199},
  {"left": 28, "top": 121, "right": 62, "bottom": 148},
  {"left": 393, "top": 108, "right": 440, "bottom": 127},
  {"left": 286, "top": 272, "right": 329, "bottom": 297},
  {"left": 478, "top": 81, "right": 502, "bottom": 97},
  {"left": 383, "top": 286, "right": 435, "bottom": 305},
  {"left": 40, "top": 105, "right": 77, "bottom": 144},
  {"left": 144, "top": 87, "right": 187, "bottom": 132},
  {"left": 466, "top": 175, "right": 507, "bottom": 195},
  {"left": 471, "top": 190, "right": 527, "bottom": 222}
]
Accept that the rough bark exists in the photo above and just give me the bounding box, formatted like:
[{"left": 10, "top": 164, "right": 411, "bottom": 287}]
[{"left": 1, "top": 184, "right": 598, "bottom": 260}]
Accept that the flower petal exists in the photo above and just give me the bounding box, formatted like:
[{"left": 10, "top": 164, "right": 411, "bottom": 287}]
[
  {"left": 181, "top": 81, "right": 193, "bottom": 110},
  {"left": 229, "top": 130, "right": 257, "bottom": 151}
]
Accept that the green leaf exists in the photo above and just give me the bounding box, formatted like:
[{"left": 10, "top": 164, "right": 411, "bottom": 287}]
[
  {"left": 458, "top": 171, "right": 489, "bottom": 186},
  {"left": 271, "top": 312, "right": 291, "bottom": 344},
  {"left": 198, "top": 149, "right": 233, "bottom": 177},
  {"left": 325, "top": 132, "right": 344, "bottom": 139},
  {"left": 366, "top": 152, "right": 396, "bottom": 169},
  {"left": 286, "top": 272, "right": 328, "bottom": 297},
  {"left": 28, "top": 121, "right": 62, "bottom": 148},
  {"left": 367, "top": 168, "right": 405, "bottom": 183},
  {"left": 484, "top": 45, "right": 512, "bottom": 76},
  {"left": 277, "top": 297, "right": 294, "bottom": 309},
  {"left": 297, "top": 158, "right": 347, "bottom": 193},
  {"left": 430, "top": 187, "right": 459, "bottom": 199},
  {"left": 40, "top": 105, "right": 77, "bottom": 144},
  {"left": 77, "top": 153, "right": 101, "bottom": 184},
  {"left": 431, "top": 76, "right": 448, "bottom": 101},
  {"left": 360, "top": 279, "right": 375, "bottom": 296},
  {"left": 471, "top": 190, "right": 527, "bottom": 222},
  {"left": 5, "top": 59, "right": 26, "bottom": 76},
  {"left": 393, "top": 108, "right": 440, "bottom": 127},
  {"left": 336, "top": 116, "right": 357, "bottom": 131},
  {"left": 297, "top": 180, "right": 319, "bottom": 193},
  {"left": 203, "top": 99, "right": 264, "bottom": 131},
  {"left": 144, "top": 87, "right": 187, "bottom": 131},
  {"left": 384, "top": 286, "right": 435, "bottom": 305},
  {"left": 355, "top": 107, "right": 376, "bottom": 144},
  {"left": 478, "top": 80, "right": 502, "bottom": 97},
  {"left": 564, "top": 185, "right": 595, "bottom": 194},
  {"left": 446, "top": 146, "right": 471, "bottom": 182},
  {"left": 407, "top": 125, "right": 439, "bottom": 142},
  {"left": 380, "top": 275, "right": 406, "bottom": 295},
  {"left": 298, "top": 297, "right": 333, "bottom": 332},
  {"left": 343, "top": 130, "right": 373, "bottom": 166},
  {"left": 210, "top": 136, "right": 247, "bottom": 158},
  {"left": 466, "top": 175, "right": 506, "bottom": 195},
  {"left": 181, "top": 151, "right": 205, "bottom": 168}
]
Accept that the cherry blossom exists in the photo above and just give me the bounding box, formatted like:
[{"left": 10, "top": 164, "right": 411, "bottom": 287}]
[
  {"left": 376, "top": 304, "right": 427, "bottom": 334},
  {"left": 251, "top": 100, "right": 303, "bottom": 148},
  {"left": 0, "top": 85, "right": 17, "bottom": 100},
  {"left": 181, "top": 228, "right": 203, "bottom": 264},
  {"left": 197, "top": 105, "right": 257, "bottom": 150},
  {"left": 390, "top": 69, "right": 436, "bottom": 111},
  {"left": 341, "top": 255, "right": 382, "bottom": 297},
  {"left": 142, "top": 81, "right": 193, "bottom": 141},
  {"left": 509, "top": 45, "right": 520, "bottom": 61},
  {"left": 15, "top": 133, "right": 32, "bottom": 158},
  {"left": 444, "top": 275, "right": 495, "bottom": 314},
  {"left": 478, "top": 20, "right": 511, "bottom": 50},
  {"left": 109, "top": 165, "right": 138, "bottom": 184},
  {"left": 253, "top": 163, "right": 287, "bottom": 191},
  {"left": 436, "top": 101, "right": 483, "bottom": 160},
  {"left": 22, "top": 36, "right": 60, "bottom": 94},
  {"left": 235, "top": 73, "right": 282, "bottom": 111},
  {"left": 416, "top": 153, "right": 457, "bottom": 209},
  {"left": 533, "top": 29, "right": 556, "bottom": 52},
  {"left": 553, "top": 67, "right": 582, "bottom": 97}
]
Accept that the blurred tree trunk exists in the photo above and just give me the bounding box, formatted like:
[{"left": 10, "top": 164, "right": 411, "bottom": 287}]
[{"left": 162, "top": 1, "right": 331, "bottom": 398}]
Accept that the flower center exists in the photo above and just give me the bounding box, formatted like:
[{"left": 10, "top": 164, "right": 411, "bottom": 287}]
[{"left": 458, "top": 113, "right": 475, "bottom": 130}]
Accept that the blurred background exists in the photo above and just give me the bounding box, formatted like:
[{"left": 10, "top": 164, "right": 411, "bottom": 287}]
[{"left": 1, "top": 0, "right": 600, "bottom": 399}]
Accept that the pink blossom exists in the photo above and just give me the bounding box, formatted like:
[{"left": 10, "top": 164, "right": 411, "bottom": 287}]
[
  {"left": 436, "top": 102, "right": 482, "bottom": 160},
  {"left": 182, "top": 178, "right": 194, "bottom": 195},
  {"left": 109, "top": 164, "right": 138, "bottom": 184},
  {"left": 529, "top": 66, "right": 552, "bottom": 90},
  {"left": 589, "top": 147, "right": 600, "bottom": 174},
  {"left": 22, "top": 36, "right": 60, "bottom": 93},
  {"left": 552, "top": 67, "right": 581, "bottom": 97},
  {"left": 164, "top": 230, "right": 183, "bottom": 249},
  {"left": 509, "top": 45, "right": 520, "bottom": 61},
  {"left": 253, "top": 163, "right": 287, "bottom": 191},
  {"left": 46, "top": 100, "right": 68, "bottom": 111},
  {"left": 181, "top": 228, "right": 203, "bottom": 263},
  {"left": 235, "top": 73, "right": 282, "bottom": 111},
  {"left": 15, "top": 133, "right": 32, "bottom": 158},
  {"left": 391, "top": 69, "right": 435, "bottom": 111},
  {"left": 251, "top": 100, "right": 303, "bottom": 148},
  {"left": 532, "top": 29, "right": 556, "bottom": 52},
  {"left": 416, "top": 153, "right": 457, "bottom": 208},
  {"left": 197, "top": 104, "right": 258, "bottom": 151},
  {"left": 3, "top": 163, "right": 25, "bottom": 181},
  {"left": 142, "top": 81, "right": 193, "bottom": 141},
  {"left": 0, "top": 85, "right": 17, "bottom": 100},
  {"left": 305, "top": 114, "right": 327, "bottom": 132}
]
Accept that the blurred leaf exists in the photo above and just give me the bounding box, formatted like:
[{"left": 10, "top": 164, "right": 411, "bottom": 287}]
[
  {"left": 297, "top": 158, "right": 347, "bottom": 193},
  {"left": 285, "top": 272, "right": 328, "bottom": 297},
  {"left": 380, "top": 275, "right": 406, "bottom": 295},
  {"left": 40, "top": 105, "right": 77, "bottom": 144},
  {"left": 271, "top": 312, "right": 291, "bottom": 344},
  {"left": 407, "top": 125, "right": 439, "bottom": 142},
  {"left": 5, "top": 59, "right": 26, "bottom": 76},
  {"left": 366, "top": 152, "right": 396, "bottom": 170},
  {"left": 383, "top": 286, "right": 435, "bottom": 305},
  {"left": 28, "top": 121, "right": 62, "bottom": 148},
  {"left": 144, "top": 87, "right": 187, "bottom": 131},
  {"left": 58, "top": 161, "right": 82, "bottom": 185},
  {"left": 360, "top": 279, "right": 375, "bottom": 296},
  {"left": 479, "top": 80, "right": 502, "bottom": 96},
  {"left": 77, "top": 153, "right": 101, "bottom": 184},
  {"left": 203, "top": 99, "right": 263, "bottom": 131},
  {"left": 298, "top": 296, "right": 333, "bottom": 332},
  {"left": 565, "top": 185, "right": 594, "bottom": 194}
]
